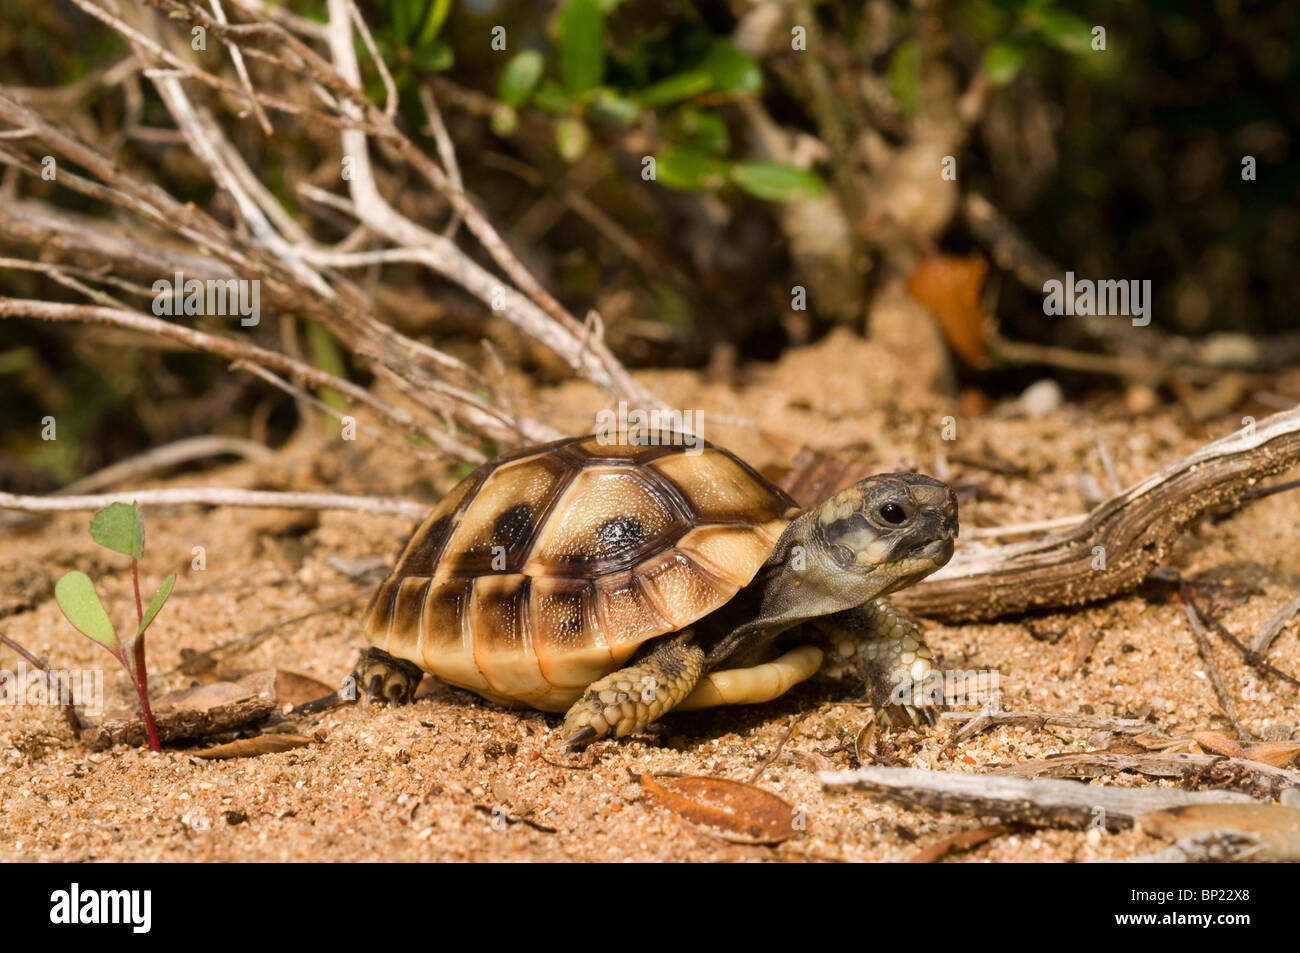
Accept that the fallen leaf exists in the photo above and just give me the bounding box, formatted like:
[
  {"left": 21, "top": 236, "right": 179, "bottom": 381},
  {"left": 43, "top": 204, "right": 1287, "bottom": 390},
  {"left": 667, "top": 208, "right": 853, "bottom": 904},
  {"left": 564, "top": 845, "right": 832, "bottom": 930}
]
[
  {"left": 191, "top": 733, "right": 315, "bottom": 759},
  {"left": 274, "top": 669, "right": 335, "bottom": 708},
  {"left": 905, "top": 254, "right": 991, "bottom": 368},
  {"left": 909, "top": 824, "right": 1012, "bottom": 863},
  {"left": 1193, "top": 731, "right": 1246, "bottom": 759},
  {"left": 1139, "top": 803, "right": 1300, "bottom": 861},
  {"left": 1244, "top": 742, "right": 1300, "bottom": 768},
  {"left": 640, "top": 774, "right": 799, "bottom": 844}
]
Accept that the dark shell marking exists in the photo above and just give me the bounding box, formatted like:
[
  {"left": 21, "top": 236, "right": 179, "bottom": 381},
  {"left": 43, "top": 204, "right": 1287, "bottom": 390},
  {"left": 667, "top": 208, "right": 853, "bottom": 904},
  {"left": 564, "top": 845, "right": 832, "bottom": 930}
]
[{"left": 362, "top": 435, "right": 798, "bottom": 711}]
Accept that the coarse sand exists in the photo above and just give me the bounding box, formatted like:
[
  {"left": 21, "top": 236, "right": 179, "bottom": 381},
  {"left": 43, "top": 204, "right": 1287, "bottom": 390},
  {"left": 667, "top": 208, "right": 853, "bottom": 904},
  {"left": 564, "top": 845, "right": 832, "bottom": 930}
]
[{"left": 2, "top": 329, "right": 1297, "bottom": 862}]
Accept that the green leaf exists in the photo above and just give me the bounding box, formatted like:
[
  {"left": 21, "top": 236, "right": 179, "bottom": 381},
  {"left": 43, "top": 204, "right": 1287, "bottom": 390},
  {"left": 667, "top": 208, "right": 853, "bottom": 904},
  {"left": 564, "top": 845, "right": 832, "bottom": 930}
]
[
  {"left": 135, "top": 573, "right": 176, "bottom": 641},
  {"left": 983, "top": 38, "right": 1027, "bottom": 85},
  {"left": 1033, "top": 10, "right": 1091, "bottom": 54},
  {"left": 655, "top": 147, "right": 729, "bottom": 191},
  {"left": 415, "top": 0, "right": 452, "bottom": 47},
  {"left": 499, "top": 50, "right": 545, "bottom": 108},
  {"left": 411, "top": 39, "right": 453, "bottom": 72},
  {"left": 532, "top": 79, "right": 574, "bottom": 114},
  {"left": 90, "top": 502, "right": 144, "bottom": 559},
  {"left": 555, "top": 118, "right": 592, "bottom": 162},
  {"left": 640, "top": 68, "right": 712, "bottom": 107},
  {"left": 588, "top": 89, "right": 641, "bottom": 125},
  {"left": 306, "top": 321, "right": 348, "bottom": 411},
  {"left": 558, "top": 0, "right": 605, "bottom": 96},
  {"left": 55, "top": 571, "right": 118, "bottom": 651},
  {"left": 888, "top": 39, "right": 921, "bottom": 117},
  {"left": 386, "top": 0, "right": 421, "bottom": 44},
  {"left": 700, "top": 43, "right": 762, "bottom": 96},
  {"left": 664, "top": 105, "right": 729, "bottom": 154},
  {"left": 729, "top": 160, "right": 825, "bottom": 201},
  {"left": 490, "top": 104, "right": 519, "bottom": 137}
]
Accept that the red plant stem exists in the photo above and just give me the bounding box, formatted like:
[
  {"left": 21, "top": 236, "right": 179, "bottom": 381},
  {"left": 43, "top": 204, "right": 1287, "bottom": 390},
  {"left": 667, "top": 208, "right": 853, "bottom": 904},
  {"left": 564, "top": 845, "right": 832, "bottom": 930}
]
[
  {"left": 126, "top": 652, "right": 162, "bottom": 753},
  {"left": 131, "top": 558, "right": 144, "bottom": 625},
  {"left": 127, "top": 557, "right": 159, "bottom": 752}
]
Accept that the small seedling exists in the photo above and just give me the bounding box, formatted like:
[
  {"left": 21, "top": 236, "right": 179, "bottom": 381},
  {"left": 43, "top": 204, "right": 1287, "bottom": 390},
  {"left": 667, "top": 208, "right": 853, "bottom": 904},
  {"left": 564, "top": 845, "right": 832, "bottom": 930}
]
[{"left": 54, "top": 502, "right": 175, "bottom": 752}]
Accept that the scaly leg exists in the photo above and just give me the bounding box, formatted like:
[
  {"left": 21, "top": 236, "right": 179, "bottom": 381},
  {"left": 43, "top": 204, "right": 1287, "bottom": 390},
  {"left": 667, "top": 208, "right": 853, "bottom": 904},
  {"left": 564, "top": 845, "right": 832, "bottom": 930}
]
[
  {"left": 811, "top": 599, "right": 941, "bottom": 726},
  {"left": 354, "top": 647, "right": 425, "bottom": 705},
  {"left": 562, "top": 634, "right": 704, "bottom": 747}
]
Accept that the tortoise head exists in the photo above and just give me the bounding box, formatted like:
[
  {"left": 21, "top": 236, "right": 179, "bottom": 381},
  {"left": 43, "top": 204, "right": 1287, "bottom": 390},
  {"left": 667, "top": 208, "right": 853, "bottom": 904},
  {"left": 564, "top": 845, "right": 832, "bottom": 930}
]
[
  {"left": 810, "top": 473, "right": 957, "bottom": 597},
  {"left": 741, "top": 473, "right": 958, "bottom": 640}
]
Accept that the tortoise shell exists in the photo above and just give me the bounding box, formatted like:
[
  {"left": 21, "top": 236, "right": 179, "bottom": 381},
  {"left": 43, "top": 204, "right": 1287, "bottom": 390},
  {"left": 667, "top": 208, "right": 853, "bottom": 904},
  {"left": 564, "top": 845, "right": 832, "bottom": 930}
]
[{"left": 361, "top": 434, "right": 799, "bottom": 711}]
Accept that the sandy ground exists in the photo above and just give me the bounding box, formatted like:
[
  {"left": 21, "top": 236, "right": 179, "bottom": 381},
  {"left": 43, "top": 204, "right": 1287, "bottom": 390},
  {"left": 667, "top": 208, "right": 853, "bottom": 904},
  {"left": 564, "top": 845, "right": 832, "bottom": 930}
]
[{"left": 2, "top": 328, "right": 1298, "bottom": 862}]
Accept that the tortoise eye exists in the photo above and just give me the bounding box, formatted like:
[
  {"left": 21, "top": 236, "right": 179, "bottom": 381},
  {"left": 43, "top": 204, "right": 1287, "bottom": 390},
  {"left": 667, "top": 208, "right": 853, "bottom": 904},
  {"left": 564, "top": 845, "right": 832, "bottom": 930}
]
[{"left": 879, "top": 502, "right": 907, "bottom": 525}]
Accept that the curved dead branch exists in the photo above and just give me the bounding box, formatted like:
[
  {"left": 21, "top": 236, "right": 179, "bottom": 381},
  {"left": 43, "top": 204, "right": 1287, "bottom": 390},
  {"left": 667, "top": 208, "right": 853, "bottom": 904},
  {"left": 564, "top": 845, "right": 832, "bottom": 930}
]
[{"left": 896, "top": 406, "right": 1300, "bottom": 622}]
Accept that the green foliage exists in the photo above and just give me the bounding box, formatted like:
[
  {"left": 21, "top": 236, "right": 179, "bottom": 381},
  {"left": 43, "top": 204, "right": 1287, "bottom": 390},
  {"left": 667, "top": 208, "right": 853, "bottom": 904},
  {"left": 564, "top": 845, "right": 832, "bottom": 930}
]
[
  {"left": 89, "top": 501, "right": 144, "bottom": 559},
  {"left": 656, "top": 147, "right": 729, "bottom": 191},
  {"left": 498, "top": 50, "right": 545, "bottom": 108},
  {"left": 486, "top": 4, "right": 811, "bottom": 197},
  {"left": 136, "top": 573, "right": 176, "bottom": 641},
  {"left": 557, "top": 0, "right": 605, "bottom": 96},
  {"left": 54, "top": 571, "right": 118, "bottom": 650},
  {"left": 52, "top": 503, "right": 175, "bottom": 752},
  {"left": 983, "top": 37, "right": 1028, "bottom": 85},
  {"left": 305, "top": 321, "right": 349, "bottom": 412},
  {"left": 729, "top": 161, "right": 825, "bottom": 202}
]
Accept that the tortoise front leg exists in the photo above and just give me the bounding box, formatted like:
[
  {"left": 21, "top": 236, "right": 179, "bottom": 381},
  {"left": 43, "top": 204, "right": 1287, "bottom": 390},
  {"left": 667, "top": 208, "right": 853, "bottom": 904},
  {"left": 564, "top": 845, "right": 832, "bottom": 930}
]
[
  {"left": 562, "top": 634, "right": 705, "bottom": 747},
  {"left": 811, "top": 599, "right": 941, "bottom": 727}
]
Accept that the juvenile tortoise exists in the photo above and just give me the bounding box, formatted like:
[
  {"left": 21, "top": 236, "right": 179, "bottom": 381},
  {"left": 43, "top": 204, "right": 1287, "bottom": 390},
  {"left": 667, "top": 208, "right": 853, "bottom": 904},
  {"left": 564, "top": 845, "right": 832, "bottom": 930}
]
[{"left": 356, "top": 434, "right": 957, "bottom": 747}]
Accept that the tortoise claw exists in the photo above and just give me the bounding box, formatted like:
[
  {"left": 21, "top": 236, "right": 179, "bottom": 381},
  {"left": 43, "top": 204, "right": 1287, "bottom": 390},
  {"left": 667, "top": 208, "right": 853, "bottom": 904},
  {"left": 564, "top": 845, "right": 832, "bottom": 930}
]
[{"left": 563, "top": 726, "right": 598, "bottom": 749}]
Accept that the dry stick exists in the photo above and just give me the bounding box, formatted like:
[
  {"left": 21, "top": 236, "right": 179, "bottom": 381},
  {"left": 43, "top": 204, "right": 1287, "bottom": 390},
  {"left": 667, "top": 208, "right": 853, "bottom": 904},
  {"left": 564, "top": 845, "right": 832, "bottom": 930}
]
[
  {"left": 1180, "top": 581, "right": 1300, "bottom": 690},
  {"left": 1252, "top": 592, "right": 1300, "bottom": 656},
  {"left": 819, "top": 766, "right": 1257, "bottom": 831},
  {"left": 897, "top": 405, "right": 1300, "bottom": 622},
  {"left": 208, "top": 0, "right": 273, "bottom": 135},
  {"left": 747, "top": 713, "right": 806, "bottom": 784},
  {"left": 0, "top": 92, "right": 493, "bottom": 404},
  {"left": 1181, "top": 589, "right": 1252, "bottom": 742},
  {"left": 993, "top": 751, "right": 1300, "bottom": 789},
  {"left": 0, "top": 297, "right": 485, "bottom": 462},
  {"left": 320, "top": 0, "right": 658, "bottom": 408},
  {"left": 940, "top": 710, "right": 1155, "bottom": 742},
  {"left": 0, "top": 488, "right": 426, "bottom": 519},
  {"left": 57, "top": 435, "right": 272, "bottom": 495},
  {"left": 1102, "top": 831, "right": 1265, "bottom": 864},
  {"left": 0, "top": 632, "right": 83, "bottom": 735}
]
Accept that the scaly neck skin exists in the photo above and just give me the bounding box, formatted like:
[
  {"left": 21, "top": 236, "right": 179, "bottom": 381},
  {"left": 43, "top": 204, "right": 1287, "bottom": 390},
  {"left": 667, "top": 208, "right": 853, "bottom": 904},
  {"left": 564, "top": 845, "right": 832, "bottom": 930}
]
[{"left": 705, "top": 510, "right": 867, "bottom": 668}]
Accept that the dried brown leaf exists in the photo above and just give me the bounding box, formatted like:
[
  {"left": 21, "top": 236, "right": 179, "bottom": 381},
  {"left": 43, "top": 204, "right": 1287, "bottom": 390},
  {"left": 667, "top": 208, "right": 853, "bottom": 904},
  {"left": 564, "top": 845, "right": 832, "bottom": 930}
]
[
  {"left": 274, "top": 669, "right": 335, "bottom": 708},
  {"left": 1193, "top": 731, "right": 1246, "bottom": 759},
  {"left": 640, "top": 773, "right": 799, "bottom": 844},
  {"left": 1244, "top": 742, "right": 1300, "bottom": 768},
  {"left": 191, "top": 733, "right": 315, "bottom": 759},
  {"left": 908, "top": 824, "right": 1012, "bottom": 863},
  {"left": 905, "top": 255, "right": 990, "bottom": 368}
]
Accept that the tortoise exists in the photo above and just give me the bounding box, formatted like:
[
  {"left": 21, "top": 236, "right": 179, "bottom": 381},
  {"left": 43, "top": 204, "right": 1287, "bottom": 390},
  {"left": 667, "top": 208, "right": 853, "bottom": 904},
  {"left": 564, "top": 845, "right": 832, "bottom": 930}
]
[{"left": 355, "top": 433, "right": 958, "bottom": 747}]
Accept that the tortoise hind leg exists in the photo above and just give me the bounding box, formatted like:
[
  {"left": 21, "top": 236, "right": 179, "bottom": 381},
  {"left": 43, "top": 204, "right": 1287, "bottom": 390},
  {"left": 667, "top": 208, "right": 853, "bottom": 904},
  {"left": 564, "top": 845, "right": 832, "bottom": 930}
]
[
  {"left": 354, "top": 647, "right": 425, "bottom": 705},
  {"left": 562, "top": 634, "right": 705, "bottom": 747},
  {"left": 674, "top": 645, "right": 824, "bottom": 711}
]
